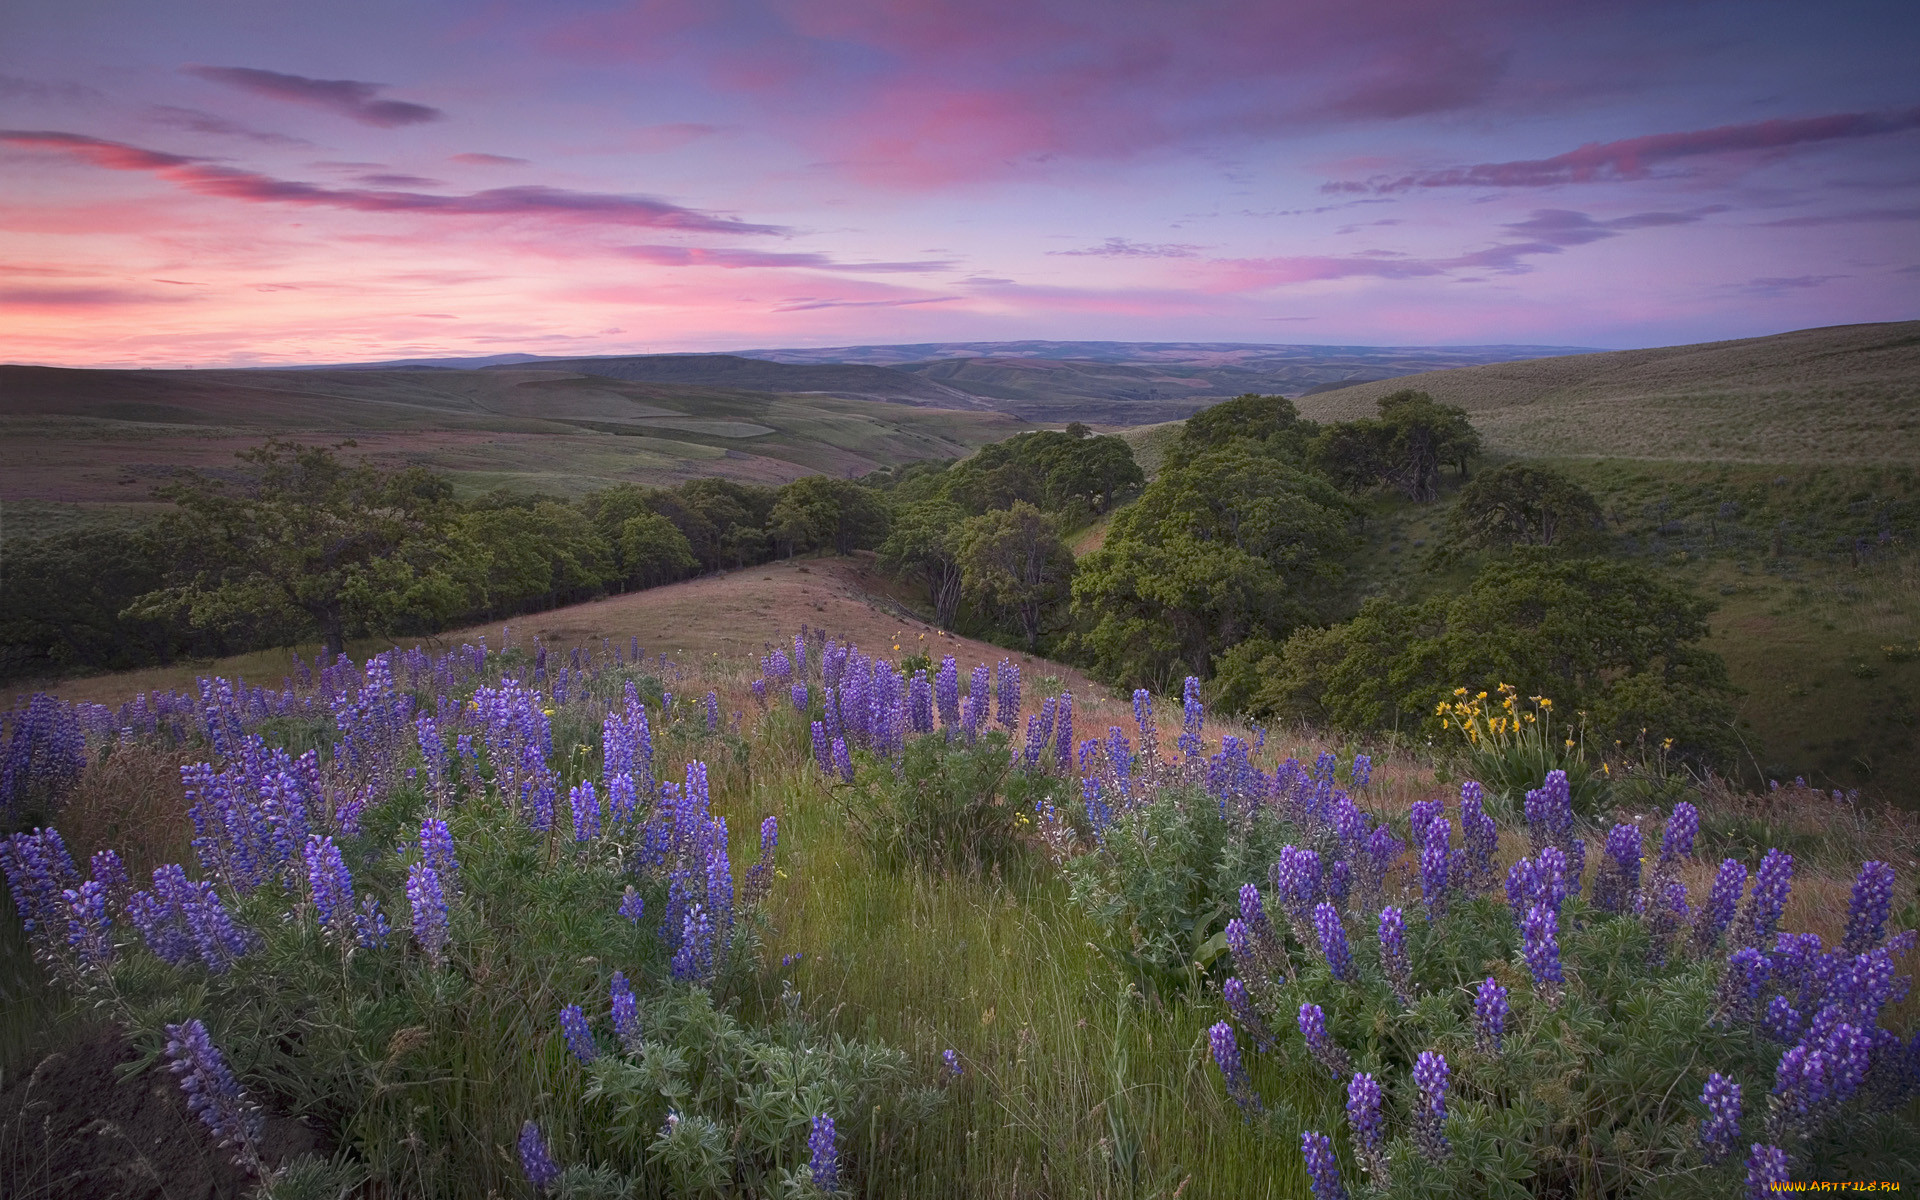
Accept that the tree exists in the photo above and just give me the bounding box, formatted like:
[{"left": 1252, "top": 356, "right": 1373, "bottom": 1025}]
[
  {"left": 1444, "top": 463, "right": 1604, "bottom": 550},
  {"left": 769, "top": 476, "right": 890, "bottom": 556},
  {"left": 1227, "top": 551, "right": 1739, "bottom": 766},
  {"left": 129, "top": 440, "right": 473, "bottom": 655},
  {"left": 956, "top": 502, "right": 1075, "bottom": 649},
  {"left": 1070, "top": 446, "right": 1356, "bottom": 686},
  {"left": 1044, "top": 434, "right": 1144, "bottom": 512},
  {"left": 618, "top": 513, "right": 699, "bottom": 588},
  {"left": 1310, "top": 390, "right": 1481, "bottom": 502},
  {"left": 0, "top": 527, "right": 193, "bottom": 676},
  {"left": 1169, "top": 393, "right": 1319, "bottom": 467},
  {"left": 880, "top": 500, "right": 966, "bottom": 629}
]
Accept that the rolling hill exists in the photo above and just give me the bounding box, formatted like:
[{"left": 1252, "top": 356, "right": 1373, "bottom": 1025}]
[
  {"left": 1290, "top": 320, "right": 1920, "bottom": 463},
  {"left": 0, "top": 364, "right": 1024, "bottom": 540}
]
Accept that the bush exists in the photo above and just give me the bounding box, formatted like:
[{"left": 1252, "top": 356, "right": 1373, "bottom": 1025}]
[{"left": 840, "top": 730, "right": 1064, "bottom": 872}]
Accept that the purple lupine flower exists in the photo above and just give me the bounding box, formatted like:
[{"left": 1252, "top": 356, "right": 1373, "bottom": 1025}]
[
  {"left": 943, "top": 1049, "right": 963, "bottom": 1078},
  {"left": 1661, "top": 802, "right": 1699, "bottom": 865},
  {"left": 304, "top": 834, "right": 356, "bottom": 944},
  {"left": 420, "top": 816, "right": 460, "bottom": 890},
  {"left": 1223, "top": 976, "right": 1277, "bottom": 1052},
  {"left": 832, "top": 736, "right": 854, "bottom": 783},
  {"left": 1730, "top": 849, "right": 1794, "bottom": 952},
  {"left": 1694, "top": 859, "right": 1747, "bottom": 954},
  {"left": 1420, "top": 817, "right": 1452, "bottom": 922},
  {"left": 407, "top": 861, "right": 449, "bottom": 968},
  {"left": 1131, "top": 688, "right": 1156, "bottom": 761},
  {"left": 1461, "top": 791, "right": 1498, "bottom": 891},
  {"left": 1699, "top": 1072, "right": 1742, "bottom": 1165},
  {"left": 1714, "top": 947, "right": 1768, "bottom": 1026},
  {"left": 1208, "top": 1021, "right": 1262, "bottom": 1115},
  {"left": 1844, "top": 862, "right": 1896, "bottom": 955},
  {"left": 964, "top": 665, "right": 990, "bottom": 742},
  {"left": 1274, "top": 845, "right": 1325, "bottom": 921},
  {"left": 1746, "top": 1143, "right": 1788, "bottom": 1198},
  {"left": 1238, "top": 884, "right": 1286, "bottom": 979},
  {"left": 1536, "top": 846, "right": 1570, "bottom": 913},
  {"left": 176, "top": 877, "right": 253, "bottom": 973},
  {"left": 791, "top": 681, "right": 809, "bottom": 712},
  {"left": 1378, "top": 906, "right": 1414, "bottom": 1004},
  {"left": 354, "top": 894, "right": 389, "bottom": 949},
  {"left": 910, "top": 670, "right": 935, "bottom": 735},
  {"left": 165, "top": 1018, "right": 263, "bottom": 1174},
  {"left": 1763, "top": 995, "right": 1804, "bottom": 1043},
  {"left": 560, "top": 1002, "right": 597, "bottom": 1063},
  {"left": 1593, "top": 823, "right": 1643, "bottom": 914},
  {"left": 569, "top": 780, "right": 601, "bottom": 843},
  {"left": 1506, "top": 858, "right": 1539, "bottom": 923},
  {"left": 1522, "top": 904, "right": 1564, "bottom": 1005},
  {"left": 1352, "top": 755, "right": 1373, "bottom": 790},
  {"left": 1347, "top": 1072, "right": 1387, "bottom": 1181},
  {"left": 519, "top": 1120, "right": 561, "bottom": 1190},
  {"left": 88, "top": 849, "right": 127, "bottom": 896},
  {"left": 750, "top": 679, "right": 767, "bottom": 709},
  {"left": 1315, "top": 902, "right": 1355, "bottom": 982},
  {"left": 1297, "top": 1002, "right": 1351, "bottom": 1079},
  {"left": 1409, "top": 799, "right": 1444, "bottom": 853},
  {"left": 1646, "top": 879, "right": 1690, "bottom": 966},
  {"left": 934, "top": 657, "right": 960, "bottom": 728},
  {"left": 61, "top": 879, "right": 113, "bottom": 969},
  {"left": 809, "top": 1114, "right": 840, "bottom": 1189},
  {"left": 1474, "top": 977, "right": 1509, "bottom": 1053},
  {"left": 1301, "top": 1130, "right": 1347, "bottom": 1200},
  {"left": 1177, "top": 676, "right": 1204, "bottom": 757},
  {"left": 1413, "top": 1050, "right": 1451, "bottom": 1161},
  {"left": 2, "top": 826, "right": 80, "bottom": 942},
  {"left": 1768, "top": 1042, "right": 1832, "bottom": 1143},
  {"left": 671, "top": 902, "right": 714, "bottom": 985},
  {"left": 526, "top": 773, "right": 556, "bottom": 833},
  {"left": 619, "top": 885, "right": 646, "bottom": 924},
  {"left": 1225, "top": 918, "right": 1255, "bottom": 977},
  {"left": 1327, "top": 859, "right": 1352, "bottom": 909},
  {"left": 994, "top": 660, "right": 1021, "bottom": 731},
  {"left": 705, "top": 690, "right": 719, "bottom": 733},
  {"left": 811, "top": 720, "right": 833, "bottom": 776}
]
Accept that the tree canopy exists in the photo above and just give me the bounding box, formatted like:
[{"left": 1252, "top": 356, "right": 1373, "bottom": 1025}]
[
  {"left": 1310, "top": 390, "right": 1480, "bottom": 502},
  {"left": 1443, "top": 462, "right": 1605, "bottom": 551}
]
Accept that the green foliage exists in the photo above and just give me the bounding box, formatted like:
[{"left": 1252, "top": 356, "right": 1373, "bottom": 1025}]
[
  {"left": 769, "top": 476, "right": 890, "bottom": 557},
  {"left": 616, "top": 512, "right": 701, "bottom": 589},
  {"left": 1062, "top": 785, "right": 1295, "bottom": 998},
  {"left": 1166, "top": 393, "right": 1320, "bottom": 469},
  {"left": 1443, "top": 463, "right": 1604, "bottom": 552},
  {"left": 0, "top": 525, "right": 214, "bottom": 678},
  {"left": 1310, "top": 391, "right": 1481, "bottom": 503},
  {"left": 955, "top": 503, "right": 1076, "bottom": 650},
  {"left": 1072, "top": 447, "right": 1356, "bottom": 687},
  {"left": 129, "top": 439, "right": 474, "bottom": 655},
  {"left": 1231, "top": 552, "right": 1740, "bottom": 768},
  {"left": 838, "top": 731, "right": 1063, "bottom": 871},
  {"left": 879, "top": 500, "right": 966, "bottom": 630}
]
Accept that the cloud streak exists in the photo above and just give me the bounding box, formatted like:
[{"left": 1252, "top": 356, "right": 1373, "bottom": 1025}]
[
  {"left": 1327, "top": 106, "right": 1920, "bottom": 193},
  {"left": 185, "top": 66, "right": 444, "bottom": 127},
  {"left": 0, "top": 130, "right": 785, "bottom": 234},
  {"left": 771, "top": 295, "right": 963, "bottom": 311},
  {"left": 623, "top": 245, "right": 952, "bottom": 272},
  {"left": 1049, "top": 238, "right": 1202, "bottom": 258}
]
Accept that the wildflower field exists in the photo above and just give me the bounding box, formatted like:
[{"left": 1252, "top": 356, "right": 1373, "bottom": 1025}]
[{"left": 3, "top": 628, "right": 1918, "bottom": 1197}]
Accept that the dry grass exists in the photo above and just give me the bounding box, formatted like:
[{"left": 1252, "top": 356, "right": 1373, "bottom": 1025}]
[{"left": 1294, "top": 320, "right": 1920, "bottom": 463}]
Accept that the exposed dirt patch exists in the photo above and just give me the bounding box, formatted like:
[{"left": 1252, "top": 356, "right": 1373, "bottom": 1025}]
[{"left": 0, "top": 1025, "right": 325, "bottom": 1199}]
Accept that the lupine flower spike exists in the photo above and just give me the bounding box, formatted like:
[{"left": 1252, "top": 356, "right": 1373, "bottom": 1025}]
[
  {"left": 1301, "top": 1130, "right": 1348, "bottom": 1200},
  {"left": 165, "top": 1019, "right": 264, "bottom": 1174},
  {"left": 1208, "top": 1021, "right": 1263, "bottom": 1116},
  {"left": 1699, "top": 1072, "right": 1742, "bottom": 1165},
  {"left": 1297, "top": 1002, "right": 1351, "bottom": 1079},
  {"left": 1474, "top": 977, "right": 1509, "bottom": 1053},
  {"left": 1413, "top": 1050, "right": 1451, "bottom": 1162},
  {"left": 1347, "top": 1071, "right": 1389, "bottom": 1184},
  {"left": 809, "top": 1114, "right": 840, "bottom": 1190},
  {"left": 519, "top": 1120, "right": 562, "bottom": 1190}
]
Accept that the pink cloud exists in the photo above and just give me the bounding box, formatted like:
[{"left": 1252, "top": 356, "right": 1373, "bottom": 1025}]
[
  {"left": 1328, "top": 106, "right": 1920, "bottom": 192},
  {"left": 772, "top": 295, "right": 962, "bottom": 311},
  {"left": 622, "top": 245, "right": 953, "bottom": 271},
  {"left": 450, "top": 152, "right": 528, "bottom": 166},
  {"left": 184, "top": 66, "right": 444, "bottom": 127},
  {"left": 0, "top": 286, "right": 194, "bottom": 308},
  {"left": 0, "top": 130, "right": 785, "bottom": 234}
]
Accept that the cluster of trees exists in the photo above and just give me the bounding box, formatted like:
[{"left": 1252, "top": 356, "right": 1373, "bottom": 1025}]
[
  {"left": 0, "top": 440, "right": 895, "bottom": 676},
  {"left": 875, "top": 427, "right": 1143, "bottom": 648}
]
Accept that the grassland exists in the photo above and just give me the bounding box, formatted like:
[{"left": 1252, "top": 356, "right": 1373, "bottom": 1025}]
[
  {"left": 1294, "top": 320, "right": 1920, "bottom": 464},
  {"left": 0, "top": 366, "right": 1023, "bottom": 540}
]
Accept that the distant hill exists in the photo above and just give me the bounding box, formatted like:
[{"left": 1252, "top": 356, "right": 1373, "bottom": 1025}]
[
  {"left": 507, "top": 354, "right": 992, "bottom": 410},
  {"left": 1290, "top": 321, "right": 1920, "bottom": 463},
  {"left": 0, "top": 364, "right": 1023, "bottom": 540}
]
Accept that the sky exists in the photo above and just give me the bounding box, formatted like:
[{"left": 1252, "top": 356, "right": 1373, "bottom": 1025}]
[{"left": 2, "top": 0, "right": 1917, "bottom": 367}]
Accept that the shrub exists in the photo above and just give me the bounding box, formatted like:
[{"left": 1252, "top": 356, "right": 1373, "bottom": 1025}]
[{"left": 840, "top": 730, "right": 1066, "bottom": 872}]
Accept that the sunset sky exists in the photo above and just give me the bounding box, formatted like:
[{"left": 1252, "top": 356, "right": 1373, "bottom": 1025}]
[{"left": 3, "top": 0, "right": 1917, "bottom": 367}]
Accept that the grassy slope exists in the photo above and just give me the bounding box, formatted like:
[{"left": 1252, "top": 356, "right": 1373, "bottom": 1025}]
[
  {"left": 1293, "top": 320, "right": 1920, "bottom": 463},
  {"left": 0, "top": 366, "right": 1024, "bottom": 539}
]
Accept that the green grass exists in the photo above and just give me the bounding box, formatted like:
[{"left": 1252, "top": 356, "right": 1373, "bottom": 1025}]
[{"left": 762, "top": 761, "right": 1329, "bottom": 1198}]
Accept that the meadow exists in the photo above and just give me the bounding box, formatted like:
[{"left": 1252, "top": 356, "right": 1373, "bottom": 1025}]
[{"left": 4, "top": 622, "right": 1918, "bottom": 1197}]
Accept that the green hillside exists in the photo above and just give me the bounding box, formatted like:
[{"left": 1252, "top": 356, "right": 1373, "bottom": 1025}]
[
  {"left": 0, "top": 365, "right": 1024, "bottom": 541},
  {"left": 1294, "top": 320, "right": 1920, "bottom": 463}
]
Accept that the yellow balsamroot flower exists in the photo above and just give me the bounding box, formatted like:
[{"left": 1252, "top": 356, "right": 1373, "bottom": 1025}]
[
  {"left": 1454, "top": 687, "right": 1468, "bottom": 696},
  {"left": 543, "top": 708, "right": 555, "bottom": 717},
  {"left": 1565, "top": 738, "right": 1575, "bottom": 749},
  {"left": 1539, "top": 697, "right": 1553, "bottom": 709},
  {"left": 1476, "top": 691, "right": 1489, "bottom": 700}
]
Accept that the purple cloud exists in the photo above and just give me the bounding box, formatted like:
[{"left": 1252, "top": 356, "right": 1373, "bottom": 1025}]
[
  {"left": 623, "top": 245, "right": 952, "bottom": 271},
  {"left": 771, "top": 295, "right": 963, "bottom": 311},
  {"left": 1760, "top": 206, "right": 1920, "bottom": 227},
  {"left": 450, "top": 152, "right": 529, "bottom": 166},
  {"left": 1502, "top": 207, "right": 1722, "bottom": 245},
  {"left": 0, "top": 287, "right": 193, "bottom": 307},
  {"left": 1049, "top": 238, "right": 1203, "bottom": 258},
  {"left": 147, "top": 105, "right": 310, "bottom": 146},
  {"left": 1327, "top": 106, "right": 1920, "bottom": 193},
  {"left": 1744, "top": 274, "right": 1848, "bottom": 291},
  {"left": 0, "top": 130, "right": 786, "bottom": 234},
  {"left": 185, "top": 66, "right": 444, "bottom": 127}
]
